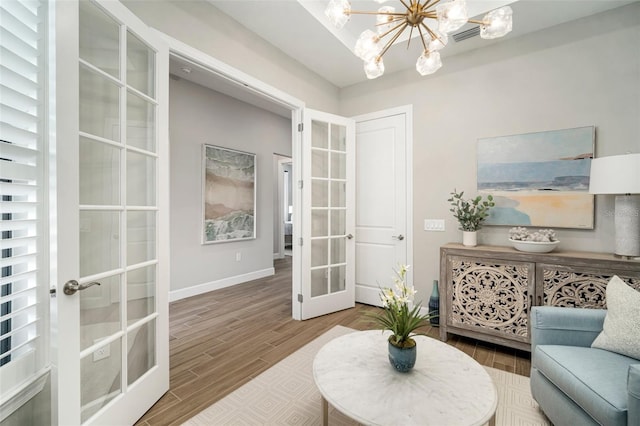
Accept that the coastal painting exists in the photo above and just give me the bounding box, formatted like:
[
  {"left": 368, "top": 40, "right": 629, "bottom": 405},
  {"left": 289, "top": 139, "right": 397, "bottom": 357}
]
[
  {"left": 477, "top": 126, "right": 595, "bottom": 229},
  {"left": 202, "top": 145, "right": 256, "bottom": 243}
]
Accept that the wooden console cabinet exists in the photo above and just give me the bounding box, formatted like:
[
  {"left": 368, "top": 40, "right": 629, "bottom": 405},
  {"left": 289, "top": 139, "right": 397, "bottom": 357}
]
[{"left": 439, "top": 243, "right": 640, "bottom": 352}]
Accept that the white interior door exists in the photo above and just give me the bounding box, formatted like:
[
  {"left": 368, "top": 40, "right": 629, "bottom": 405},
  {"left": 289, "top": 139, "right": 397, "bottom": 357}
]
[
  {"left": 53, "top": 0, "right": 169, "bottom": 424},
  {"left": 354, "top": 110, "right": 410, "bottom": 306},
  {"left": 300, "top": 109, "right": 355, "bottom": 319}
]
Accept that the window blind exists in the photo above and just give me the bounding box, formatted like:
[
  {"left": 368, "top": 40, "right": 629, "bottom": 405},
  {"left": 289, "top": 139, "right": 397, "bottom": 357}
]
[{"left": 0, "top": 0, "right": 48, "bottom": 418}]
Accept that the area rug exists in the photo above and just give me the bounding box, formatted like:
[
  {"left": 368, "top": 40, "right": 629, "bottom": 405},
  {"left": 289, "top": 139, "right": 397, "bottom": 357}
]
[{"left": 182, "top": 326, "right": 550, "bottom": 426}]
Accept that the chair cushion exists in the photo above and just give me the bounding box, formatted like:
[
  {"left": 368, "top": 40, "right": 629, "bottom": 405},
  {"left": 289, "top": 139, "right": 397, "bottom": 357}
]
[
  {"left": 535, "top": 345, "right": 638, "bottom": 425},
  {"left": 592, "top": 275, "right": 640, "bottom": 360}
]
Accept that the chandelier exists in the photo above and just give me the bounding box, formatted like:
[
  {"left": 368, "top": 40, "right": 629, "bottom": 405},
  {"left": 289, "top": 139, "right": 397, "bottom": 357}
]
[{"left": 325, "top": 0, "right": 513, "bottom": 79}]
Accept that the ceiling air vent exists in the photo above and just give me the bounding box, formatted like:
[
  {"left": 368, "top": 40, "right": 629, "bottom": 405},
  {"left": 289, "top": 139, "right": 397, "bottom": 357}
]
[{"left": 452, "top": 26, "right": 480, "bottom": 43}]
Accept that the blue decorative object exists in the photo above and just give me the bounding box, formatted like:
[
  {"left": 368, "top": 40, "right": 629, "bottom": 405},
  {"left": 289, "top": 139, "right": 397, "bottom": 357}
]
[
  {"left": 388, "top": 339, "right": 417, "bottom": 372},
  {"left": 429, "top": 279, "right": 439, "bottom": 326}
]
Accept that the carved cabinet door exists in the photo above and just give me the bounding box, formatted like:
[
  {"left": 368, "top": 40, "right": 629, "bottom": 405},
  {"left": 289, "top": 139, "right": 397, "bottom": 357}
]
[
  {"left": 539, "top": 264, "right": 640, "bottom": 309},
  {"left": 447, "top": 256, "right": 535, "bottom": 344}
]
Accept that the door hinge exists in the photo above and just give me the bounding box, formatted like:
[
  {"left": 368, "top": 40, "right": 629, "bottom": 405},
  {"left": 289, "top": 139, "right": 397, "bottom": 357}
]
[
  {"left": 297, "top": 294, "right": 303, "bottom": 303},
  {"left": 298, "top": 123, "right": 303, "bottom": 132},
  {"left": 299, "top": 237, "right": 303, "bottom": 246},
  {"left": 298, "top": 180, "right": 303, "bottom": 189}
]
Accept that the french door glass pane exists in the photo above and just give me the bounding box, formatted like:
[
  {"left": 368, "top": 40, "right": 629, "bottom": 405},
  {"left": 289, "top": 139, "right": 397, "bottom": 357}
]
[
  {"left": 80, "top": 274, "right": 121, "bottom": 350},
  {"left": 79, "top": 66, "right": 121, "bottom": 142},
  {"left": 331, "top": 210, "right": 345, "bottom": 235},
  {"left": 127, "top": 30, "right": 155, "bottom": 97},
  {"left": 79, "top": 211, "right": 120, "bottom": 277},
  {"left": 330, "top": 266, "right": 346, "bottom": 292},
  {"left": 127, "top": 150, "right": 156, "bottom": 206},
  {"left": 311, "top": 268, "right": 328, "bottom": 297},
  {"left": 127, "top": 91, "right": 156, "bottom": 153},
  {"left": 127, "top": 320, "right": 156, "bottom": 385},
  {"left": 330, "top": 238, "right": 345, "bottom": 264},
  {"left": 311, "top": 239, "right": 328, "bottom": 267},
  {"left": 127, "top": 265, "right": 156, "bottom": 324},
  {"left": 79, "top": 137, "right": 120, "bottom": 205},
  {"left": 79, "top": 0, "right": 119, "bottom": 78},
  {"left": 312, "top": 150, "right": 328, "bottom": 178},
  {"left": 312, "top": 210, "right": 328, "bottom": 237},
  {"left": 331, "top": 181, "right": 346, "bottom": 208},
  {"left": 80, "top": 338, "right": 122, "bottom": 423},
  {"left": 331, "top": 123, "right": 346, "bottom": 151},
  {"left": 331, "top": 152, "right": 346, "bottom": 179},
  {"left": 311, "top": 180, "right": 327, "bottom": 208},
  {"left": 127, "top": 211, "right": 156, "bottom": 266},
  {"left": 312, "top": 121, "right": 328, "bottom": 149}
]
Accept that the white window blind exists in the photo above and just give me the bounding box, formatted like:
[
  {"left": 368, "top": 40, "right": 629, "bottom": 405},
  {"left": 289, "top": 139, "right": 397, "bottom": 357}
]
[{"left": 0, "top": 0, "right": 49, "bottom": 420}]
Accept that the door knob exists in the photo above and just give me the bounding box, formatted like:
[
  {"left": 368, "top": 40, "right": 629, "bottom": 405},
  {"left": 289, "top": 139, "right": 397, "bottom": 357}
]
[
  {"left": 346, "top": 233, "right": 354, "bottom": 239},
  {"left": 63, "top": 280, "right": 101, "bottom": 296},
  {"left": 392, "top": 234, "right": 405, "bottom": 241}
]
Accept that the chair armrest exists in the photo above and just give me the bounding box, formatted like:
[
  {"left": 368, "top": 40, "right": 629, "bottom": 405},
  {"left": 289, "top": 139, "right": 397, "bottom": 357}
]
[
  {"left": 629, "top": 364, "right": 640, "bottom": 426},
  {"left": 530, "top": 306, "right": 606, "bottom": 354}
]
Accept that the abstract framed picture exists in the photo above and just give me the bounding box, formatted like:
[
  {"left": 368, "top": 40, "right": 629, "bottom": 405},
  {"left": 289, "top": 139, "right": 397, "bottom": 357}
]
[
  {"left": 202, "top": 144, "right": 256, "bottom": 244},
  {"left": 477, "top": 126, "right": 595, "bottom": 229}
]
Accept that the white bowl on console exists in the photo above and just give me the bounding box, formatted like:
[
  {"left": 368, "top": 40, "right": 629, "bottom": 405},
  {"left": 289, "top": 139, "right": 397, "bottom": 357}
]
[{"left": 509, "top": 238, "right": 560, "bottom": 253}]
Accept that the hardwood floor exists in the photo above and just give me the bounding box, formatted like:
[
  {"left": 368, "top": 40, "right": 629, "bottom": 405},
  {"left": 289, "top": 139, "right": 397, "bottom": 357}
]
[{"left": 136, "top": 257, "right": 531, "bottom": 426}]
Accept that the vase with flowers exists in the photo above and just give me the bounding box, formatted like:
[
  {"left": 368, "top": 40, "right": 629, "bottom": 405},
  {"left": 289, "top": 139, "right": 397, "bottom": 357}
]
[
  {"left": 448, "top": 189, "right": 495, "bottom": 247},
  {"left": 367, "top": 265, "right": 435, "bottom": 372}
]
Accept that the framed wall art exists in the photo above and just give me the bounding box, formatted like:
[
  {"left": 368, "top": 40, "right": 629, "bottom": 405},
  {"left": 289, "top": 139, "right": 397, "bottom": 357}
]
[
  {"left": 202, "top": 144, "right": 256, "bottom": 243},
  {"left": 477, "top": 126, "right": 595, "bottom": 229}
]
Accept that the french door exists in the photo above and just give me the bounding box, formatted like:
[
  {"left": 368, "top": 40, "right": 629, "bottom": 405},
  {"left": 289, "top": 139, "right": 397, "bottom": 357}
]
[
  {"left": 299, "top": 109, "right": 355, "bottom": 319},
  {"left": 53, "top": 0, "right": 169, "bottom": 424}
]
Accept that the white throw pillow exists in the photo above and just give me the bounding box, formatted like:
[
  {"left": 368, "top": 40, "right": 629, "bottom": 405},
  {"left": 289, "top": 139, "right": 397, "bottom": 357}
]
[{"left": 591, "top": 275, "right": 640, "bottom": 360}]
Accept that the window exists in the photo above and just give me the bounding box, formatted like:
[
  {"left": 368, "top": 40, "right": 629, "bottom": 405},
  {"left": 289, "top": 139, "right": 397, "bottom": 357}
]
[{"left": 0, "top": 0, "right": 49, "bottom": 419}]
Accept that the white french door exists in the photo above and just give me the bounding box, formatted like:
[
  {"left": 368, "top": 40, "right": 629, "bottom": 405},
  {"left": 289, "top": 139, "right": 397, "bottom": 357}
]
[
  {"left": 299, "top": 109, "right": 355, "bottom": 320},
  {"left": 53, "top": 0, "right": 169, "bottom": 424}
]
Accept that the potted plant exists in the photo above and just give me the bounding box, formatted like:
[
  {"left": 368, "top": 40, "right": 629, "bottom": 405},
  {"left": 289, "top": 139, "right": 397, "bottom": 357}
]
[
  {"left": 367, "top": 265, "right": 435, "bottom": 372},
  {"left": 448, "top": 189, "right": 495, "bottom": 247}
]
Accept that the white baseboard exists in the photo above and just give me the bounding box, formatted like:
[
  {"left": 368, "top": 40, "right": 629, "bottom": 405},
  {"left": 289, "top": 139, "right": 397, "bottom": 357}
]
[
  {"left": 273, "top": 252, "right": 284, "bottom": 259},
  {"left": 169, "top": 267, "right": 275, "bottom": 302}
]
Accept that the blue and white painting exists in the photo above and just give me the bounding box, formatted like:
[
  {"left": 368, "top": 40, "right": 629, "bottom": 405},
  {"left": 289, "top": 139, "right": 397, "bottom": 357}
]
[{"left": 477, "top": 126, "right": 595, "bottom": 229}]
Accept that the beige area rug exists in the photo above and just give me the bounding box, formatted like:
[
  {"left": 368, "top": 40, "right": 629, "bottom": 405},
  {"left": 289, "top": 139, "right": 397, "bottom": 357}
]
[{"left": 183, "top": 326, "right": 550, "bottom": 426}]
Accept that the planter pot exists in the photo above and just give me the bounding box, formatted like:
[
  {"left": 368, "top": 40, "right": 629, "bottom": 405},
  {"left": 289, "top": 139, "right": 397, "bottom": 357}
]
[
  {"left": 388, "top": 338, "right": 416, "bottom": 372},
  {"left": 463, "top": 231, "right": 477, "bottom": 247}
]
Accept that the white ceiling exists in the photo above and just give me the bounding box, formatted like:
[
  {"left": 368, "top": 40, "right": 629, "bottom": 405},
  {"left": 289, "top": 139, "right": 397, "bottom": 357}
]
[{"left": 205, "top": 0, "right": 636, "bottom": 88}]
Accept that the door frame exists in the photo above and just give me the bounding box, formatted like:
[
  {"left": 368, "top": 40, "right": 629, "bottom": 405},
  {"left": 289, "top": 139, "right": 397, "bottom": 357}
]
[
  {"left": 352, "top": 105, "right": 414, "bottom": 286},
  {"left": 150, "top": 31, "right": 307, "bottom": 320},
  {"left": 275, "top": 156, "right": 292, "bottom": 260}
]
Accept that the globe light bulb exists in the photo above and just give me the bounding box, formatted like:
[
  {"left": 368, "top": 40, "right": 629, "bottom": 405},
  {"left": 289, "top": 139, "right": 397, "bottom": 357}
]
[
  {"left": 325, "top": 0, "right": 351, "bottom": 29},
  {"left": 364, "top": 58, "right": 385, "bottom": 79},
  {"left": 416, "top": 51, "right": 442, "bottom": 76},
  {"left": 436, "top": 0, "right": 468, "bottom": 34},
  {"left": 480, "top": 6, "right": 513, "bottom": 39},
  {"left": 355, "top": 29, "right": 381, "bottom": 62}
]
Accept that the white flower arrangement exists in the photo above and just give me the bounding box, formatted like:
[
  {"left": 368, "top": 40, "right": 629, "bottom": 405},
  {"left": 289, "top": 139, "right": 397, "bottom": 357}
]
[{"left": 509, "top": 227, "right": 558, "bottom": 242}]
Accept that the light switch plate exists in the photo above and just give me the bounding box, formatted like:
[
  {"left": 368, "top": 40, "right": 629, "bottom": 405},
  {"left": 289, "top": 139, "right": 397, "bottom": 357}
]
[{"left": 424, "top": 219, "right": 445, "bottom": 231}]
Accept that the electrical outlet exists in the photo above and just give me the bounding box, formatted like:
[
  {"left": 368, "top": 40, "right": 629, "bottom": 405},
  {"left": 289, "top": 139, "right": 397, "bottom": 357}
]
[
  {"left": 93, "top": 344, "right": 110, "bottom": 362},
  {"left": 235, "top": 252, "right": 241, "bottom": 261},
  {"left": 424, "top": 219, "right": 446, "bottom": 231}
]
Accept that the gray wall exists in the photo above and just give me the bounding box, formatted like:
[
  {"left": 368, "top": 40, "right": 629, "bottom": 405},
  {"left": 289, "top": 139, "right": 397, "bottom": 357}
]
[
  {"left": 169, "top": 77, "right": 291, "bottom": 292},
  {"left": 339, "top": 3, "right": 640, "bottom": 299}
]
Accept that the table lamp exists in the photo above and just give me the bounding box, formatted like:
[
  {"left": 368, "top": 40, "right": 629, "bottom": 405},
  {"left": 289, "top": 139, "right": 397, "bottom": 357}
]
[{"left": 589, "top": 153, "right": 640, "bottom": 258}]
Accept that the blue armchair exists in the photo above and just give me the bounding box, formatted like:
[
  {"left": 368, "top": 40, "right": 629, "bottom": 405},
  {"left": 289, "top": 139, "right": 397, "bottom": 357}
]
[{"left": 530, "top": 306, "right": 640, "bottom": 426}]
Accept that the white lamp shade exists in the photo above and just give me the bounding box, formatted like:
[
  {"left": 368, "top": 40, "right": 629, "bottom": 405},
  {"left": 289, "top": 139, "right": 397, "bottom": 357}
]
[{"left": 589, "top": 153, "right": 640, "bottom": 194}]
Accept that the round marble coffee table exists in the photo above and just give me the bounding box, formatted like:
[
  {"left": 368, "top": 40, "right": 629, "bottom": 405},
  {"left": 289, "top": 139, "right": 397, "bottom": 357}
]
[{"left": 312, "top": 330, "right": 497, "bottom": 426}]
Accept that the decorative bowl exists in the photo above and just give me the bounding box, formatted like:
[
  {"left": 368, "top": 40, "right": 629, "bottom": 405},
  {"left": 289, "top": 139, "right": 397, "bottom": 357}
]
[{"left": 509, "top": 239, "right": 560, "bottom": 253}]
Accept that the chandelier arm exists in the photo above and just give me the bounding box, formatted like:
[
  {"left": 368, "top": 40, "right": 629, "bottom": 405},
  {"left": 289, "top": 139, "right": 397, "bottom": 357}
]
[
  {"left": 376, "top": 16, "right": 406, "bottom": 29},
  {"left": 420, "top": 22, "right": 439, "bottom": 41},
  {"left": 422, "top": 0, "right": 441, "bottom": 11},
  {"left": 378, "top": 20, "right": 410, "bottom": 41},
  {"left": 467, "top": 19, "right": 486, "bottom": 25},
  {"left": 406, "top": 25, "right": 415, "bottom": 49},
  {"left": 417, "top": 24, "right": 429, "bottom": 52},
  {"left": 349, "top": 10, "right": 408, "bottom": 17},
  {"left": 398, "top": 0, "right": 412, "bottom": 12},
  {"left": 377, "top": 23, "right": 409, "bottom": 60},
  {"left": 418, "top": 11, "right": 438, "bottom": 18}
]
